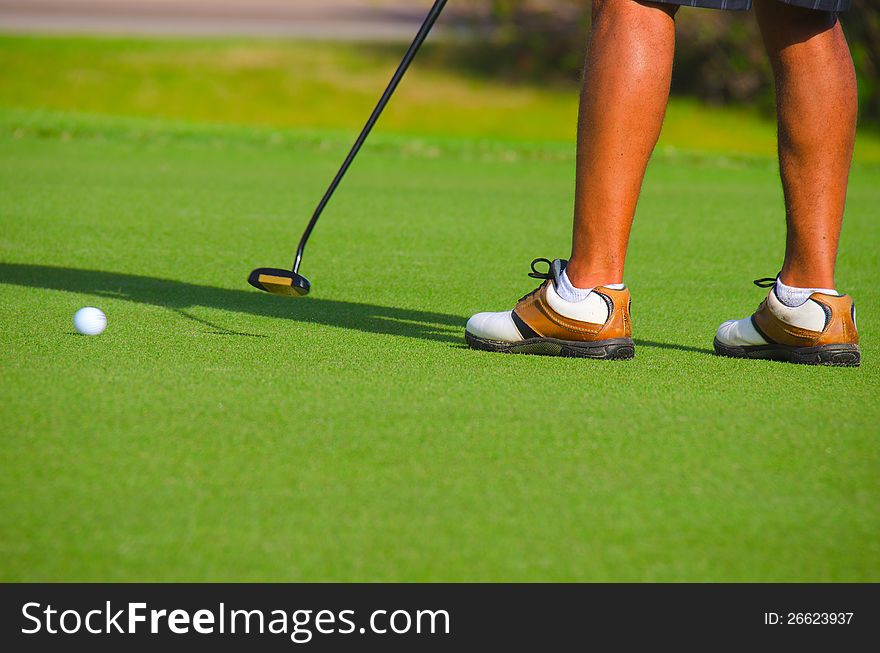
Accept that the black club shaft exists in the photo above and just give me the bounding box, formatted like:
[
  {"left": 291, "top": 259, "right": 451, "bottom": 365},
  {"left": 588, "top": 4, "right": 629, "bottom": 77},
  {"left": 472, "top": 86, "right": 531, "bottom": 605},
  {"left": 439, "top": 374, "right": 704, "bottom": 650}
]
[{"left": 292, "top": 0, "right": 450, "bottom": 274}]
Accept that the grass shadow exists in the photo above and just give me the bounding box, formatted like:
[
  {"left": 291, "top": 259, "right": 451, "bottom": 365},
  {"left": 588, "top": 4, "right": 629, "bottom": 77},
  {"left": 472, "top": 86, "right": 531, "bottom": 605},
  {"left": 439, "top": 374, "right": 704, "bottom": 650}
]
[
  {"left": 634, "top": 339, "right": 715, "bottom": 357},
  {"left": 1, "top": 263, "right": 718, "bottom": 354},
  {"left": 0, "top": 263, "right": 464, "bottom": 344}
]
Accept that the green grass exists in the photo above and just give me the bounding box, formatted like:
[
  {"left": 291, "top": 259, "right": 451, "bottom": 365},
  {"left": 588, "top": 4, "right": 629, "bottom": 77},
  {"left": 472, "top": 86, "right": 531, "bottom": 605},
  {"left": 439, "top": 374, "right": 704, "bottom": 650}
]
[
  {"left": 1, "top": 108, "right": 878, "bottom": 582},
  {"left": 2, "top": 34, "right": 880, "bottom": 161}
]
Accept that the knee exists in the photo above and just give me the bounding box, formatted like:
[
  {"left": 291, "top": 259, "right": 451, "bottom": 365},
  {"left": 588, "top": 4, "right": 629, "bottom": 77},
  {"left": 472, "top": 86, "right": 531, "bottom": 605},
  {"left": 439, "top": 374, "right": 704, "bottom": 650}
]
[{"left": 755, "top": 0, "right": 836, "bottom": 44}]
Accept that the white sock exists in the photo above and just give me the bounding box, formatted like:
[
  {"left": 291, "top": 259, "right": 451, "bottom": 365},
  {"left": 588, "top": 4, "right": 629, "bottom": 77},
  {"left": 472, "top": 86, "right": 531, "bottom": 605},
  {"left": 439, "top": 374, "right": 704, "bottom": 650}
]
[
  {"left": 557, "top": 268, "right": 625, "bottom": 303},
  {"left": 775, "top": 277, "right": 837, "bottom": 308}
]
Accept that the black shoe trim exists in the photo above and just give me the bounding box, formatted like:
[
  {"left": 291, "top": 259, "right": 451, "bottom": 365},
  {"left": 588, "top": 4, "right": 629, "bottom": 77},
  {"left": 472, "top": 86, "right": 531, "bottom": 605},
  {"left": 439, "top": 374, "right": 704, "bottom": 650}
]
[
  {"left": 713, "top": 339, "right": 860, "bottom": 367},
  {"left": 813, "top": 298, "right": 833, "bottom": 331},
  {"left": 750, "top": 314, "right": 776, "bottom": 345},
  {"left": 510, "top": 310, "right": 540, "bottom": 340},
  {"left": 465, "top": 332, "right": 635, "bottom": 360},
  {"left": 593, "top": 290, "right": 614, "bottom": 321}
]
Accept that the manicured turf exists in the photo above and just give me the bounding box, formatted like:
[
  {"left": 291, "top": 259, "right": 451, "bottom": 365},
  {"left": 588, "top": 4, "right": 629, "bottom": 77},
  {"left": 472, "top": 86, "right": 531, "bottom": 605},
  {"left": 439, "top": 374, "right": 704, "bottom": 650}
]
[
  {"left": 3, "top": 34, "right": 880, "bottom": 161},
  {"left": 1, "top": 108, "right": 878, "bottom": 582}
]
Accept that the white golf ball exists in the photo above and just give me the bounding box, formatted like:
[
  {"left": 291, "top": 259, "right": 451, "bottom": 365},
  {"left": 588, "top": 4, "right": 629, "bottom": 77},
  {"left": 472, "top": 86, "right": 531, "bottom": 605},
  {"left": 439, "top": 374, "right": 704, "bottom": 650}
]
[{"left": 73, "top": 307, "right": 107, "bottom": 336}]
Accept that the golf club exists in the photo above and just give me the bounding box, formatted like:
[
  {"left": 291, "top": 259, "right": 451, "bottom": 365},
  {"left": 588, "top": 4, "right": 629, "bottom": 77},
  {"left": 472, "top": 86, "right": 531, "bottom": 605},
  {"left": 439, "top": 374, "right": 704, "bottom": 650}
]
[{"left": 249, "top": 0, "right": 450, "bottom": 298}]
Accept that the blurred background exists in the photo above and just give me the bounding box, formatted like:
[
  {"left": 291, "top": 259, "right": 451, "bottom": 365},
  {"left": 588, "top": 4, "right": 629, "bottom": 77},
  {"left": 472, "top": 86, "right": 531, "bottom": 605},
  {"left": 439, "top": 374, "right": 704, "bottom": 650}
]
[{"left": 0, "top": 0, "right": 878, "bottom": 155}]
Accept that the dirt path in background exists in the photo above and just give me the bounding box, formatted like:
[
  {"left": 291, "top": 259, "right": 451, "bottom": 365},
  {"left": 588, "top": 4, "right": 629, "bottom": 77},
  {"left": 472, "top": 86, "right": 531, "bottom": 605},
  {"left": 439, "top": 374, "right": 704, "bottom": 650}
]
[{"left": 0, "top": 0, "right": 457, "bottom": 40}]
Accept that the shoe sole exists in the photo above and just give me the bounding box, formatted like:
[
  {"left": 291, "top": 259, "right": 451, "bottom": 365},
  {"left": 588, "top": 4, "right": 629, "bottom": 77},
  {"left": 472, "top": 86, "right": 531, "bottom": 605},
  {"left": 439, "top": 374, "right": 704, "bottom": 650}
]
[
  {"left": 465, "top": 332, "right": 635, "bottom": 360},
  {"left": 713, "top": 339, "right": 860, "bottom": 367}
]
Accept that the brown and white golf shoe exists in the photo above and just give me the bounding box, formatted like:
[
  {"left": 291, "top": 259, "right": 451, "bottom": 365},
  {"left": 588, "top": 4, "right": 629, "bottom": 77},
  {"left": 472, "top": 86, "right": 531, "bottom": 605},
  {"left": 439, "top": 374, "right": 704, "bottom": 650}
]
[
  {"left": 465, "top": 258, "right": 635, "bottom": 359},
  {"left": 714, "top": 278, "right": 860, "bottom": 367}
]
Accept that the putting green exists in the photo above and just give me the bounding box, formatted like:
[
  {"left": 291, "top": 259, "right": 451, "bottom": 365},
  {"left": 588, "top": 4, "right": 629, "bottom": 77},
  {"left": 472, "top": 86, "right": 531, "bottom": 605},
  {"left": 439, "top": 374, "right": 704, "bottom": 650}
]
[{"left": 1, "top": 110, "right": 878, "bottom": 582}]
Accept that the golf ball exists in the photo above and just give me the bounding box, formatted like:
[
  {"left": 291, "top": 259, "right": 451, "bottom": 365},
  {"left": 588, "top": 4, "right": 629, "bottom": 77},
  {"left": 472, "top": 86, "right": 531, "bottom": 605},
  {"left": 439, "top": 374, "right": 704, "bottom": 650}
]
[{"left": 73, "top": 307, "right": 107, "bottom": 336}]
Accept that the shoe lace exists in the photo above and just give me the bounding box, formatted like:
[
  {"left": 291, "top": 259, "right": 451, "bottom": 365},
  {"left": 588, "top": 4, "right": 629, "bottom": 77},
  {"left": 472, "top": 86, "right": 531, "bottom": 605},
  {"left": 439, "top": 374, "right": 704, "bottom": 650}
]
[
  {"left": 517, "top": 258, "right": 554, "bottom": 302},
  {"left": 752, "top": 276, "right": 778, "bottom": 311}
]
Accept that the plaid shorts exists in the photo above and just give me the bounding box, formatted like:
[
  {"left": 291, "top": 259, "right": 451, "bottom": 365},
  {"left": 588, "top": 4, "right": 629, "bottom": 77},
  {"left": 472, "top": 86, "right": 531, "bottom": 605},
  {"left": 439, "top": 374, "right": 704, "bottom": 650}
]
[{"left": 655, "top": 0, "right": 850, "bottom": 9}]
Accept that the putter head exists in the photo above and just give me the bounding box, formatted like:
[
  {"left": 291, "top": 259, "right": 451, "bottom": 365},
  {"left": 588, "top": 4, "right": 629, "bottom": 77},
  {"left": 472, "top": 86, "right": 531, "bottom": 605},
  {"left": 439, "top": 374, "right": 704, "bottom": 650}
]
[{"left": 248, "top": 268, "right": 311, "bottom": 297}]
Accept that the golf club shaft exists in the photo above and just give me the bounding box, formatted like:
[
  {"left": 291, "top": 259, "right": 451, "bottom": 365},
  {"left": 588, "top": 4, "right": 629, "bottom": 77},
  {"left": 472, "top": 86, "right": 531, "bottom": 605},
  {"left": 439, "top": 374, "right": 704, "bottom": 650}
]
[{"left": 292, "top": 0, "right": 449, "bottom": 274}]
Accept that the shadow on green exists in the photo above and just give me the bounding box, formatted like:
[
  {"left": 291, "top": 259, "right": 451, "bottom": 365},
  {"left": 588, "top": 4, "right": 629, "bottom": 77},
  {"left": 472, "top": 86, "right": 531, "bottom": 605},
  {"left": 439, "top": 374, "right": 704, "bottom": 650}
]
[
  {"left": 0, "top": 263, "right": 713, "bottom": 354},
  {"left": 0, "top": 263, "right": 464, "bottom": 344}
]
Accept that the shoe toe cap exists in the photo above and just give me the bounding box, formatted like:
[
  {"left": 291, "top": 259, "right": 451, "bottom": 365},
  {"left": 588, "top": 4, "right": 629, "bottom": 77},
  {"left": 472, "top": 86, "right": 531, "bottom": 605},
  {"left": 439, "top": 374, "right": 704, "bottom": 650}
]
[
  {"left": 715, "top": 319, "right": 738, "bottom": 345},
  {"left": 466, "top": 311, "right": 524, "bottom": 342},
  {"left": 715, "top": 317, "right": 767, "bottom": 346}
]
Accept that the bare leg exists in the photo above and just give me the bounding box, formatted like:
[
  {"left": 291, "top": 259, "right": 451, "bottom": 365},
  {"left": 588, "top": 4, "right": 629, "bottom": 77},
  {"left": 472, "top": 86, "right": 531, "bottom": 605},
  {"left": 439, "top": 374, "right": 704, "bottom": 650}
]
[
  {"left": 755, "top": 1, "right": 857, "bottom": 289},
  {"left": 566, "top": 0, "right": 677, "bottom": 289}
]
